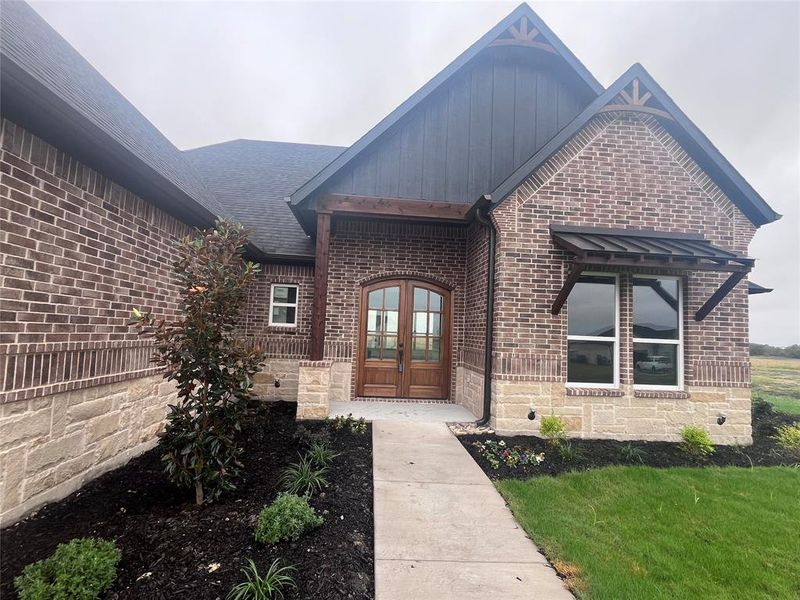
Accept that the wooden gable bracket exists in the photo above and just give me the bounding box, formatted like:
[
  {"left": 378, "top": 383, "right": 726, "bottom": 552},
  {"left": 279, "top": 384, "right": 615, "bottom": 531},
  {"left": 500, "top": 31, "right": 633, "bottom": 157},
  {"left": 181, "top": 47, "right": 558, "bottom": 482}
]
[
  {"left": 551, "top": 264, "right": 586, "bottom": 315},
  {"left": 694, "top": 270, "right": 748, "bottom": 321},
  {"left": 489, "top": 16, "right": 557, "bottom": 54},
  {"left": 598, "top": 78, "right": 674, "bottom": 121}
]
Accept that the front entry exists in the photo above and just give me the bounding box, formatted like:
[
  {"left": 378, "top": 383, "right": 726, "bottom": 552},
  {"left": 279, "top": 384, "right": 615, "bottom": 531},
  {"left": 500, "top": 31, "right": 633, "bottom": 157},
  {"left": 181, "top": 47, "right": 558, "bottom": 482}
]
[{"left": 357, "top": 279, "right": 450, "bottom": 399}]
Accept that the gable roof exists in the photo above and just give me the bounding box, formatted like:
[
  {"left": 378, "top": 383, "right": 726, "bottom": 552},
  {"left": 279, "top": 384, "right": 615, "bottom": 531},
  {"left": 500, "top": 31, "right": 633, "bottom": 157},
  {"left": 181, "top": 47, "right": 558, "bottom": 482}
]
[
  {"left": 288, "top": 3, "right": 603, "bottom": 213},
  {"left": 490, "top": 63, "right": 781, "bottom": 227},
  {"left": 185, "top": 140, "right": 344, "bottom": 260},
  {"left": 0, "top": 1, "right": 227, "bottom": 231}
]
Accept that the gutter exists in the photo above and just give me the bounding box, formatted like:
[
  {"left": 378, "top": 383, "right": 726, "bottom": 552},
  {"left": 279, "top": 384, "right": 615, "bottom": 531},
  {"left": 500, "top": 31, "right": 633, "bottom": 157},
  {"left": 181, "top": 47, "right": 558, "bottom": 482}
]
[{"left": 473, "top": 195, "right": 495, "bottom": 426}]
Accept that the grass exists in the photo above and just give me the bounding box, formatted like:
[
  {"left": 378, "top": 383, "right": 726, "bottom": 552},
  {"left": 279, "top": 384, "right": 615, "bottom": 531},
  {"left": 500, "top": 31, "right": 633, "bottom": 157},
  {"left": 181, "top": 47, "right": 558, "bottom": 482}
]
[
  {"left": 751, "top": 356, "right": 800, "bottom": 416},
  {"left": 497, "top": 467, "right": 800, "bottom": 600}
]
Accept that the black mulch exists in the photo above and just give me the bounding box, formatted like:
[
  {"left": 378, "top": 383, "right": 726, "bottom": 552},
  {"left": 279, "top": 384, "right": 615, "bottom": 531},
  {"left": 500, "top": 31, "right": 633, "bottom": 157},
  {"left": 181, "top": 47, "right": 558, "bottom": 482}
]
[
  {"left": 458, "top": 399, "right": 800, "bottom": 480},
  {"left": 0, "top": 401, "right": 374, "bottom": 600}
]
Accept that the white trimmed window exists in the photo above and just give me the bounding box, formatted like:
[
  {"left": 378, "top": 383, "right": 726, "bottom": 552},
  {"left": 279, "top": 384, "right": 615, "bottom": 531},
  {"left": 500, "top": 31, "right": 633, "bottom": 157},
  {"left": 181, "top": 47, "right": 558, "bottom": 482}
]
[
  {"left": 632, "top": 276, "right": 683, "bottom": 389},
  {"left": 269, "top": 284, "right": 299, "bottom": 327},
  {"left": 566, "top": 274, "right": 619, "bottom": 387}
]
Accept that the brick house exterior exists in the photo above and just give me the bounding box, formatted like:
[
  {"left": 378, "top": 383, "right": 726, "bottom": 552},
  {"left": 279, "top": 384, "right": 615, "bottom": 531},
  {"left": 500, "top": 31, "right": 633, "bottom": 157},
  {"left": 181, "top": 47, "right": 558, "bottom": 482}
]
[{"left": 0, "top": 3, "right": 780, "bottom": 522}]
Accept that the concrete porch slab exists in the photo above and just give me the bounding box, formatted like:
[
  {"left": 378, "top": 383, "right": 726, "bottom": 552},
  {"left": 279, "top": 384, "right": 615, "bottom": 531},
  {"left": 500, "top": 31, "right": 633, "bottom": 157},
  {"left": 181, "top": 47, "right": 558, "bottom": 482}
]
[{"left": 331, "top": 400, "right": 478, "bottom": 422}]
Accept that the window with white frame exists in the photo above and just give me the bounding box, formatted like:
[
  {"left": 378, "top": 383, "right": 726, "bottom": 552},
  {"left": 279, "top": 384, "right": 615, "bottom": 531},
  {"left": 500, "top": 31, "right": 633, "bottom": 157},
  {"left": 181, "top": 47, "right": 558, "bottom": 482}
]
[
  {"left": 567, "top": 274, "right": 618, "bottom": 387},
  {"left": 632, "top": 276, "right": 682, "bottom": 388},
  {"left": 269, "top": 284, "right": 298, "bottom": 327}
]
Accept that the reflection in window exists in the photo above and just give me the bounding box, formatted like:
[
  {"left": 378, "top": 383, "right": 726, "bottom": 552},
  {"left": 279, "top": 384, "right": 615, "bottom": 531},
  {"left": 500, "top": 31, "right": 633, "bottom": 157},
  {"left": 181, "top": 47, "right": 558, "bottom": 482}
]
[
  {"left": 567, "top": 275, "right": 617, "bottom": 386},
  {"left": 633, "top": 277, "right": 682, "bottom": 388},
  {"left": 411, "top": 287, "right": 444, "bottom": 362},
  {"left": 270, "top": 284, "right": 299, "bottom": 327},
  {"left": 366, "top": 287, "right": 400, "bottom": 360}
]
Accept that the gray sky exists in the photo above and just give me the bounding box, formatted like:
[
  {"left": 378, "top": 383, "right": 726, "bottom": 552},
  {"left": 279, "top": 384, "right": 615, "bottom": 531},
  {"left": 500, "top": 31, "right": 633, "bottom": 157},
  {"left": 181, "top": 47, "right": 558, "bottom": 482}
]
[{"left": 29, "top": 0, "right": 800, "bottom": 346}]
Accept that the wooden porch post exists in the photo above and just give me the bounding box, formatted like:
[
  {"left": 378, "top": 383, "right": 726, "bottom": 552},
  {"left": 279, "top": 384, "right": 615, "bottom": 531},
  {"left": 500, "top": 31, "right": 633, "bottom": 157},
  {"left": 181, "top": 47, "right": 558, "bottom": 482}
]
[{"left": 310, "top": 211, "right": 331, "bottom": 360}]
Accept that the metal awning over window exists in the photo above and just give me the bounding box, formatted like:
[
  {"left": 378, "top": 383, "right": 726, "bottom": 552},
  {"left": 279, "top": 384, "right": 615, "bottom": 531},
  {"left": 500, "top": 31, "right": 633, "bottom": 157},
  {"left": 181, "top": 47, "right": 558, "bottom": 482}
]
[{"left": 549, "top": 225, "right": 754, "bottom": 321}]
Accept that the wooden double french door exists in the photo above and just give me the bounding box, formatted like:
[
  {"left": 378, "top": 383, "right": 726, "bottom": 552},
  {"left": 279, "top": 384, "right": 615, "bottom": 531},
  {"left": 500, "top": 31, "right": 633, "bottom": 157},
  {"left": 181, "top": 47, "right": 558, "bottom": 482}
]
[{"left": 357, "top": 279, "right": 451, "bottom": 399}]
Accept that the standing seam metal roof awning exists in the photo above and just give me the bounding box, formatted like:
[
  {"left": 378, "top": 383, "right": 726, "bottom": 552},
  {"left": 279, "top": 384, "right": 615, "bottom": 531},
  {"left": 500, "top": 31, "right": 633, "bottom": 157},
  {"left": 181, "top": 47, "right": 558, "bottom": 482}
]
[{"left": 548, "top": 225, "right": 755, "bottom": 321}]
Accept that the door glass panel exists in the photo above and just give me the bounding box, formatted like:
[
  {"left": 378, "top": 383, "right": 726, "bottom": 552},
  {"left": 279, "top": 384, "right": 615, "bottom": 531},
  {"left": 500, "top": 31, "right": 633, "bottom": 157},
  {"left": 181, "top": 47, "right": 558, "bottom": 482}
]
[
  {"left": 368, "top": 289, "right": 383, "bottom": 309},
  {"left": 414, "top": 312, "right": 427, "bottom": 334},
  {"left": 366, "top": 335, "right": 381, "bottom": 359},
  {"left": 383, "top": 335, "right": 397, "bottom": 360},
  {"left": 430, "top": 292, "right": 443, "bottom": 312},
  {"left": 412, "top": 336, "right": 427, "bottom": 360},
  {"left": 384, "top": 286, "right": 400, "bottom": 310},
  {"left": 429, "top": 337, "right": 440, "bottom": 361},
  {"left": 414, "top": 288, "right": 428, "bottom": 310},
  {"left": 385, "top": 311, "right": 398, "bottom": 333},
  {"left": 367, "top": 310, "right": 380, "bottom": 332},
  {"left": 428, "top": 313, "right": 440, "bottom": 336}
]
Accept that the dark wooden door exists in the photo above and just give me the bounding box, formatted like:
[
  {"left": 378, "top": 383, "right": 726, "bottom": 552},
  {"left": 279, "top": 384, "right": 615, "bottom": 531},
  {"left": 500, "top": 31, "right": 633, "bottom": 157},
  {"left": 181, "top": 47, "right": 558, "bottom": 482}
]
[{"left": 357, "top": 280, "right": 450, "bottom": 399}]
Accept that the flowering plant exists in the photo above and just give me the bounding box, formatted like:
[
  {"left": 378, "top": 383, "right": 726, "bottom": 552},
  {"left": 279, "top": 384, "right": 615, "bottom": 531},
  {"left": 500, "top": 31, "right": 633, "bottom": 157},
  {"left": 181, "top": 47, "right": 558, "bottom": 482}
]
[{"left": 471, "top": 440, "right": 545, "bottom": 470}]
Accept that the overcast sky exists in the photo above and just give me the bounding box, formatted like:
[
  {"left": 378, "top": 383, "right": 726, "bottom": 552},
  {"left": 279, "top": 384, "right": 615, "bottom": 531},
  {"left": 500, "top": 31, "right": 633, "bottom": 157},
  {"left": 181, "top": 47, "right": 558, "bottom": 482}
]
[{"left": 28, "top": 0, "right": 800, "bottom": 347}]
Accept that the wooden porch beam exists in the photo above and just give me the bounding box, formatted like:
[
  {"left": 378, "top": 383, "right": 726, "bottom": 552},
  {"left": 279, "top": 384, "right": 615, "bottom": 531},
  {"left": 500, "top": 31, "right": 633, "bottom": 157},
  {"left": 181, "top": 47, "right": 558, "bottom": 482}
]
[
  {"left": 319, "top": 194, "right": 473, "bottom": 222},
  {"left": 551, "top": 264, "right": 586, "bottom": 315},
  {"left": 310, "top": 211, "right": 331, "bottom": 360},
  {"left": 694, "top": 271, "right": 747, "bottom": 321}
]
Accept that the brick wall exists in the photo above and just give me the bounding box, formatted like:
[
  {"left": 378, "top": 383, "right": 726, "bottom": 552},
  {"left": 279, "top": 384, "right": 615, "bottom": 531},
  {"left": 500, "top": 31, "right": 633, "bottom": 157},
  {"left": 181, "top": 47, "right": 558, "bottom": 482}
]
[
  {"left": 0, "top": 118, "right": 192, "bottom": 402},
  {"left": 489, "top": 111, "right": 757, "bottom": 441},
  {"left": 325, "top": 218, "right": 468, "bottom": 399}
]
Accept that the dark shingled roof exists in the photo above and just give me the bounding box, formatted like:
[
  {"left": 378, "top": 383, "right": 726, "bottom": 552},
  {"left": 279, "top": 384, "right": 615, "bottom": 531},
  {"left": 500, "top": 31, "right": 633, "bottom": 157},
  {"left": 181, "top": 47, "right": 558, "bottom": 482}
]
[
  {"left": 185, "top": 140, "right": 344, "bottom": 259},
  {"left": 0, "top": 1, "right": 225, "bottom": 225}
]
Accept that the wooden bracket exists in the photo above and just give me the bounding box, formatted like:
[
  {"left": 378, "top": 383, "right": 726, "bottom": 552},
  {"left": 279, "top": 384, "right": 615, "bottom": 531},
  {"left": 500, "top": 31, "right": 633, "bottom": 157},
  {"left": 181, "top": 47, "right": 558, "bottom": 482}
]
[
  {"left": 694, "top": 271, "right": 747, "bottom": 321},
  {"left": 551, "top": 264, "right": 586, "bottom": 315}
]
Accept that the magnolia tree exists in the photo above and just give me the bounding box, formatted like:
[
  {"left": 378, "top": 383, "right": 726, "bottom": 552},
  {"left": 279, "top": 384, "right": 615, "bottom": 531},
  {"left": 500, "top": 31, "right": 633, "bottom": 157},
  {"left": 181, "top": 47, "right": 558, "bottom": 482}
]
[{"left": 132, "top": 220, "right": 265, "bottom": 504}]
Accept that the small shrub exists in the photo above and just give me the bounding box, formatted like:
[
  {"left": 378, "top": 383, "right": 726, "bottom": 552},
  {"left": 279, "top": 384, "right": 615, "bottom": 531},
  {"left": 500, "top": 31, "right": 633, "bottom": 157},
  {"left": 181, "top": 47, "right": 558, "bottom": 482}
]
[
  {"left": 773, "top": 423, "right": 800, "bottom": 454},
  {"left": 306, "top": 442, "right": 338, "bottom": 468},
  {"left": 280, "top": 455, "right": 328, "bottom": 496},
  {"left": 556, "top": 440, "right": 582, "bottom": 462},
  {"left": 227, "top": 559, "right": 296, "bottom": 600},
  {"left": 330, "top": 413, "right": 367, "bottom": 435},
  {"left": 679, "top": 425, "right": 715, "bottom": 457},
  {"left": 471, "top": 440, "right": 544, "bottom": 470},
  {"left": 14, "top": 538, "right": 121, "bottom": 600},
  {"left": 255, "top": 493, "right": 323, "bottom": 544},
  {"left": 620, "top": 442, "right": 646, "bottom": 464},
  {"left": 539, "top": 415, "right": 567, "bottom": 446},
  {"left": 294, "top": 425, "right": 331, "bottom": 449}
]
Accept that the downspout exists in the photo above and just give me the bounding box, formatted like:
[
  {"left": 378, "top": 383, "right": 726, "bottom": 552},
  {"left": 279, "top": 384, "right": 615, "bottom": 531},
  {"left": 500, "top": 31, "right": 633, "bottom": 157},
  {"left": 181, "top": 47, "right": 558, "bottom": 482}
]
[{"left": 473, "top": 196, "right": 495, "bottom": 426}]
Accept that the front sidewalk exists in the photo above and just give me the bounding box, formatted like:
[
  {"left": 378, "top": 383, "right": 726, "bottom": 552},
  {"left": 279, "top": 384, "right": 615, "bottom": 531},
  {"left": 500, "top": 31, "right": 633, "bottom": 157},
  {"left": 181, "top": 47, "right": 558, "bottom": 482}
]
[{"left": 372, "top": 421, "right": 573, "bottom": 599}]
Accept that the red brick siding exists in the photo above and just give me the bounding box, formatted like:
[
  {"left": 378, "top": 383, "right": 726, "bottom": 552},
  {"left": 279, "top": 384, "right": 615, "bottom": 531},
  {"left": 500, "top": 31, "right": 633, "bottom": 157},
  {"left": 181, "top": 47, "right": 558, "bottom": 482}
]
[
  {"left": 241, "top": 264, "right": 314, "bottom": 358},
  {"left": 0, "top": 119, "right": 305, "bottom": 403},
  {"left": 492, "top": 112, "right": 756, "bottom": 386},
  {"left": 325, "top": 218, "right": 468, "bottom": 399},
  {"left": 461, "top": 221, "right": 488, "bottom": 372},
  {"left": 0, "top": 119, "right": 194, "bottom": 402}
]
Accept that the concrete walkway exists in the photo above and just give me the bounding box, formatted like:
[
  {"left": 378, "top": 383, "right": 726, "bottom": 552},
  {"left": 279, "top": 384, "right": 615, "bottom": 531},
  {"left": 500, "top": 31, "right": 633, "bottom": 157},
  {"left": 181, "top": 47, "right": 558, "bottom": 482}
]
[
  {"left": 373, "top": 421, "right": 573, "bottom": 600},
  {"left": 331, "top": 400, "right": 477, "bottom": 423}
]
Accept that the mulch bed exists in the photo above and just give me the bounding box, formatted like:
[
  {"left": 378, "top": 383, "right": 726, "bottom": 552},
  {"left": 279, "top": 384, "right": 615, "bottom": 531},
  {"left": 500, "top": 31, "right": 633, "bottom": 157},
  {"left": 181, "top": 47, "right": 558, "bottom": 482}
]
[
  {"left": 458, "top": 400, "right": 800, "bottom": 480},
  {"left": 0, "top": 401, "right": 373, "bottom": 600}
]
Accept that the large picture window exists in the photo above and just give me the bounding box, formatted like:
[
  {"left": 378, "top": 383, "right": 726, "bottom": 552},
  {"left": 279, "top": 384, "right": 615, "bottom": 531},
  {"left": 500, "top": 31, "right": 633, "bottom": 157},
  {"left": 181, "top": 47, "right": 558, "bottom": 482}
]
[
  {"left": 567, "top": 274, "right": 618, "bottom": 386},
  {"left": 269, "top": 284, "right": 299, "bottom": 327},
  {"left": 632, "top": 276, "right": 682, "bottom": 388}
]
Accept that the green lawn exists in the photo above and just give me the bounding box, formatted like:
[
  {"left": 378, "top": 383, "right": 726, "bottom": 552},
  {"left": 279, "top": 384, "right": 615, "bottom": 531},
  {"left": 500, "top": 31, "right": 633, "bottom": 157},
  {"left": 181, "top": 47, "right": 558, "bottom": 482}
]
[
  {"left": 752, "top": 357, "right": 800, "bottom": 415},
  {"left": 497, "top": 467, "right": 800, "bottom": 599}
]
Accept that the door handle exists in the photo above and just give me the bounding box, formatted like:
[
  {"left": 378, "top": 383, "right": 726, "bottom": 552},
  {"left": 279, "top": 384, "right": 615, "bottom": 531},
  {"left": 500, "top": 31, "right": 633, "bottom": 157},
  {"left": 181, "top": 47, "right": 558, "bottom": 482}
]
[{"left": 398, "top": 344, "right": 404, "bottom": 374}]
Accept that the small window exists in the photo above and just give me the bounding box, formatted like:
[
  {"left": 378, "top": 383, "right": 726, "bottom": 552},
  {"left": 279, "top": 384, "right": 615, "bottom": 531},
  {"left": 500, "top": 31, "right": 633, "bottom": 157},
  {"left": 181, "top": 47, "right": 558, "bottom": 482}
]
[
  {"left": 633, "top": 276, "right": 682, "bottom": 389},
  {"left": 567, "top": 274, "right": 618, "bottom": 387},
  {"left": 269, "top": 284, "right": 299, "bottom": 327}
]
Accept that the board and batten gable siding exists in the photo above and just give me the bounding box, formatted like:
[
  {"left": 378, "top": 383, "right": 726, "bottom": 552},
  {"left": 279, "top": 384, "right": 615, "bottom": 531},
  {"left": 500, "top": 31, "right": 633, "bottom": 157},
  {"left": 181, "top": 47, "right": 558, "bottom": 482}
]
[{"left": 325, "top": 48, "right": 593, "bottom": 204}]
